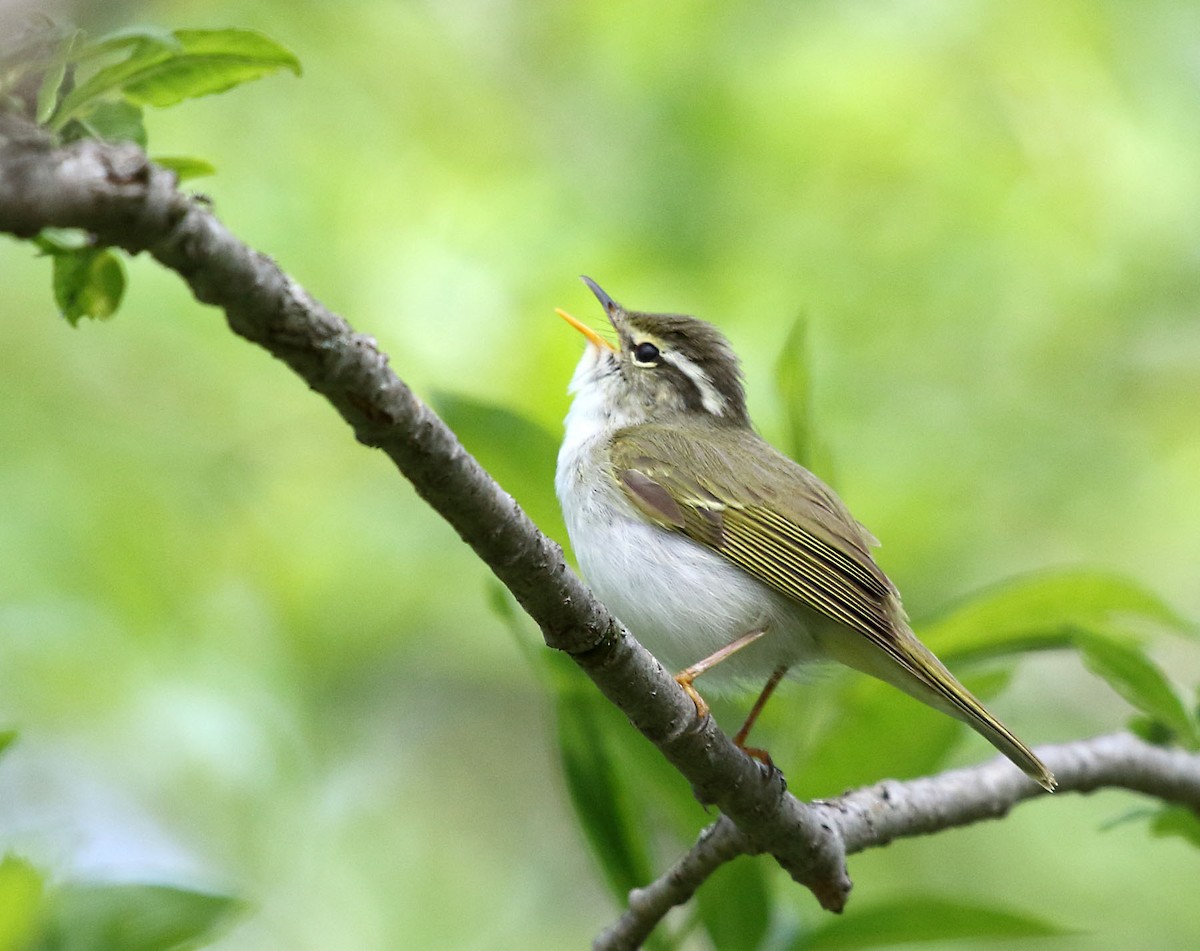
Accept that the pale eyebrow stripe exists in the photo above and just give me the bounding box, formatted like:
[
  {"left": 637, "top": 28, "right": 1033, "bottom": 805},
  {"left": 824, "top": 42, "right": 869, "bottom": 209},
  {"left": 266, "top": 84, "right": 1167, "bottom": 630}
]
[{"left": 663, "top": 350, "right": 726, "bottom": 417}]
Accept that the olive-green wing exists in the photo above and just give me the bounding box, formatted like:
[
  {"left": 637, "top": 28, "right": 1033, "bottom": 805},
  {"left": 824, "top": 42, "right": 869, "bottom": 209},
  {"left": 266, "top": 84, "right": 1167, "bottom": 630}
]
[{"left": 609, "top": 424, "right": 903, "bottom": 644}]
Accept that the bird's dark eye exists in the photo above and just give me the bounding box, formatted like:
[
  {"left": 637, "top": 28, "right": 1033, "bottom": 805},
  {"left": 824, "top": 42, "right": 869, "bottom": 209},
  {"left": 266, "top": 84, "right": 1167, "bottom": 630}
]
[{"left": 633, "top": 341, "right": 660, "bottom": 365}]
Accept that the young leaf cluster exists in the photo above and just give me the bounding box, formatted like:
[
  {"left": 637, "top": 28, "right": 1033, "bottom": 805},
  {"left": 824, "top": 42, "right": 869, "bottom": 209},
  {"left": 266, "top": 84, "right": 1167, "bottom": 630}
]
[{"left": 1, "top": 21, "right": 299, "bottom": 325}]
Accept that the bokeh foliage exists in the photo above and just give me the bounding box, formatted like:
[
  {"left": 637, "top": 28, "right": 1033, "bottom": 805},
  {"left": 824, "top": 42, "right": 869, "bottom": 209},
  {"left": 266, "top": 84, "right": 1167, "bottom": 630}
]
[{"left": 2, "top": 0, "right": 1199, "bottom": 948}]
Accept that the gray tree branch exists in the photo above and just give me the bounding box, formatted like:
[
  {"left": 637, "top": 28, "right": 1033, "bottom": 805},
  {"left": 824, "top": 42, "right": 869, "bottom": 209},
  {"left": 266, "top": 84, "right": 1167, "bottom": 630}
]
[
  {"left": 597, "top": 732, "right": 1200, "bottom": 950},
  {"left": 3, "top": 118, "right": 1198, "bottom": 949}
]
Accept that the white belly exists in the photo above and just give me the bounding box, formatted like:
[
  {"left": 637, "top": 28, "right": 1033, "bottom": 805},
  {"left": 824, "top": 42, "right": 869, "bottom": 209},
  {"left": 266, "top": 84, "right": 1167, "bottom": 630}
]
[{"left": 556, "top": 436, "right": 827, "bottom": 688}]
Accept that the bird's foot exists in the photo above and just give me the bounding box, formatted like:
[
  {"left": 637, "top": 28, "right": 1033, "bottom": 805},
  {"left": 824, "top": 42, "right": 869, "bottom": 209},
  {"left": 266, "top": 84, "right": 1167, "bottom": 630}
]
[
  {"left": 673, "top": 671, "right": 710, "bottom": 721},
  {"left": 737, "top": 744, "right": 775, "bottom": 769}
]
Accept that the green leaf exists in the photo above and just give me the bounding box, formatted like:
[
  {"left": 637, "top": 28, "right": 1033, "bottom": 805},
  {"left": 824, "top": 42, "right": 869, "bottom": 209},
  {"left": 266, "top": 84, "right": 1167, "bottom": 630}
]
[
  {"left": 484, "top": 578, "right": 546, "bottom": 680},
  {"left": 774, "top": 317, "right": 814, "bottom": 467},
  {"left": 773, "top": 317, "right": 834, "bottom": 480},
  {"left": 50, "top": 29, "right": 300, "bottom": 130},
  {"left": 152, "top": 156, "right": 217, "bottom": 181},
  {"left": 914, "top": 572, "right": 1197, "bottom": 744},
  {"left": 52, "top": 248, "right": 127, "bottom": 324},
  {"left": 50, "top": 40, "right": 181, "bottom": 130},
  {"left": 0, "top": 730, "right": 16, "bottom": 759},
  {"left": 917, "top": 569, "right": 1193, "bottom": 661},
  {"left": 432, "top": 391, "right": 569, "bottom": 546},
  {"left": 0, "top": 855, "right": 44, "bottom": 951},
  {"left": 35, "top": 30, "right": 84, "bottom": 124},
  {"left": 1148, "top": 806, "right": 1200, "bottom": 849},
  {"left": 122, "top": 30, "right": 302, "bottom": 109},
  {"left": 39, "top": 883, "right": 244, "bottom": 951},
  {"left": 696, "top": 857, "right": 771, "bottom": 951},
  {"left": 1127, "top": 714, "right": 1177, "bottom": 747},
  {"left": 555, "top": 686, "right": 656, "bottom": 903},
  {"left": 74, "top": 99, "right": 147, "bottom": 147},
  {"left": 790, "top": 895, "right": 1071, "bottom": 950},
  {"left": 1072, "top": 630, "right": 1198, "bottom": 748}
]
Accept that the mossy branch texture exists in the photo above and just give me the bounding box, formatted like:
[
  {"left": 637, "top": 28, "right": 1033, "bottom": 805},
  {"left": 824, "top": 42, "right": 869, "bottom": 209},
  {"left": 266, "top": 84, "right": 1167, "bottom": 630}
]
[{"left": 3, "top": 119, "right": 1198, "bottom": 948}]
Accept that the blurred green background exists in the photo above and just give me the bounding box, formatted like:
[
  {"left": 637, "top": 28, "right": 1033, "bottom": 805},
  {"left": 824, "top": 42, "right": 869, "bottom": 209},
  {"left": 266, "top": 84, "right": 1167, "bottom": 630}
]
[{"left": 2, "top": 0, "right": 1199, "bottom": 948}]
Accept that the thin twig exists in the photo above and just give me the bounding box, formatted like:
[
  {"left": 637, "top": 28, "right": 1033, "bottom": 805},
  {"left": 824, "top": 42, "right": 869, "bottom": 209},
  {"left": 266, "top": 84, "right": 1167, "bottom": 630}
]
[{"left": 594, "top": 816, "right": 754, "bottom": 951}]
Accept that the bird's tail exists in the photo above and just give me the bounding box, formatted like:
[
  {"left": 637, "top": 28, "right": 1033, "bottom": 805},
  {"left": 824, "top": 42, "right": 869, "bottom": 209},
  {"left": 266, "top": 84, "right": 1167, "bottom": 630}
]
[{"left": 818, "top": 624, "right": 1057, "bottom": 792}]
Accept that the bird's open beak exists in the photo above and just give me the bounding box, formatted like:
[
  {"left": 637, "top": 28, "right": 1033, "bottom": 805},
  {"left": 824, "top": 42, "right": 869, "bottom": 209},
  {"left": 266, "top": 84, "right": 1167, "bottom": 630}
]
[
  {"left": 556, "top": 307, "right": 616, "bottom": 351},
  {"left": 580, "top": 275, "right": 618, "bottom": 316}
]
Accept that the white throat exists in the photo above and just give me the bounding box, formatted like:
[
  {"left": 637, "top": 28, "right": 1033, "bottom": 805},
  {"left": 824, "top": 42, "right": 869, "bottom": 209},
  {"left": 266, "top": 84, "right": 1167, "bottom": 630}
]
[{"left": 557, "top": 342, "right": 642, "bottom": 473}]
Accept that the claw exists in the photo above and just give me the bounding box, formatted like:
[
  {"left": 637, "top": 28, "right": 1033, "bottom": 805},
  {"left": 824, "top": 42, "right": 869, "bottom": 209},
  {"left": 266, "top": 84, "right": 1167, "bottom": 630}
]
[
  {"left": 674, "top": 672, "right": 710, "bottom": 721},
  {"left": 738, "top": 745, "right": 775, "bottom": 769}
]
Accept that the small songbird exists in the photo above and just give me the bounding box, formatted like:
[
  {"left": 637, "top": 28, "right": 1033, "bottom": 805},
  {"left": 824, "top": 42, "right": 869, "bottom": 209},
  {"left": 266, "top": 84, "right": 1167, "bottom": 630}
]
[{"left": 554, "top": 276, "right": 1055, "bottom": 791}]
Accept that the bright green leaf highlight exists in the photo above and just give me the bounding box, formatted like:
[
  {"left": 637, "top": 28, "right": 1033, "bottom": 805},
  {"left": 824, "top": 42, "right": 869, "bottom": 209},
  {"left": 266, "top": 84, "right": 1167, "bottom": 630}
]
[
  {"left": 52, "top": 248, "right": 127, "bottom": 324},
  {"left": 791, "top": 895, "right": 1071, "bottom": 950},
  {"left": 50, "top": 29, "right": 300, "bottom": 131},
  {"left": 152, "top": 156, "right": 217, "bottom": 181},
  {"left": 51, "top": 40, "right": 186, "bottom": 130},
  {"left": 40, "top": 883, "right": 243, "bottom": 951},
  {"left": 0, "top": 855, "right": 44, "bottom": 951},
  {"left": 123, "top": 30, "right": 302, "bottom": 109}
]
